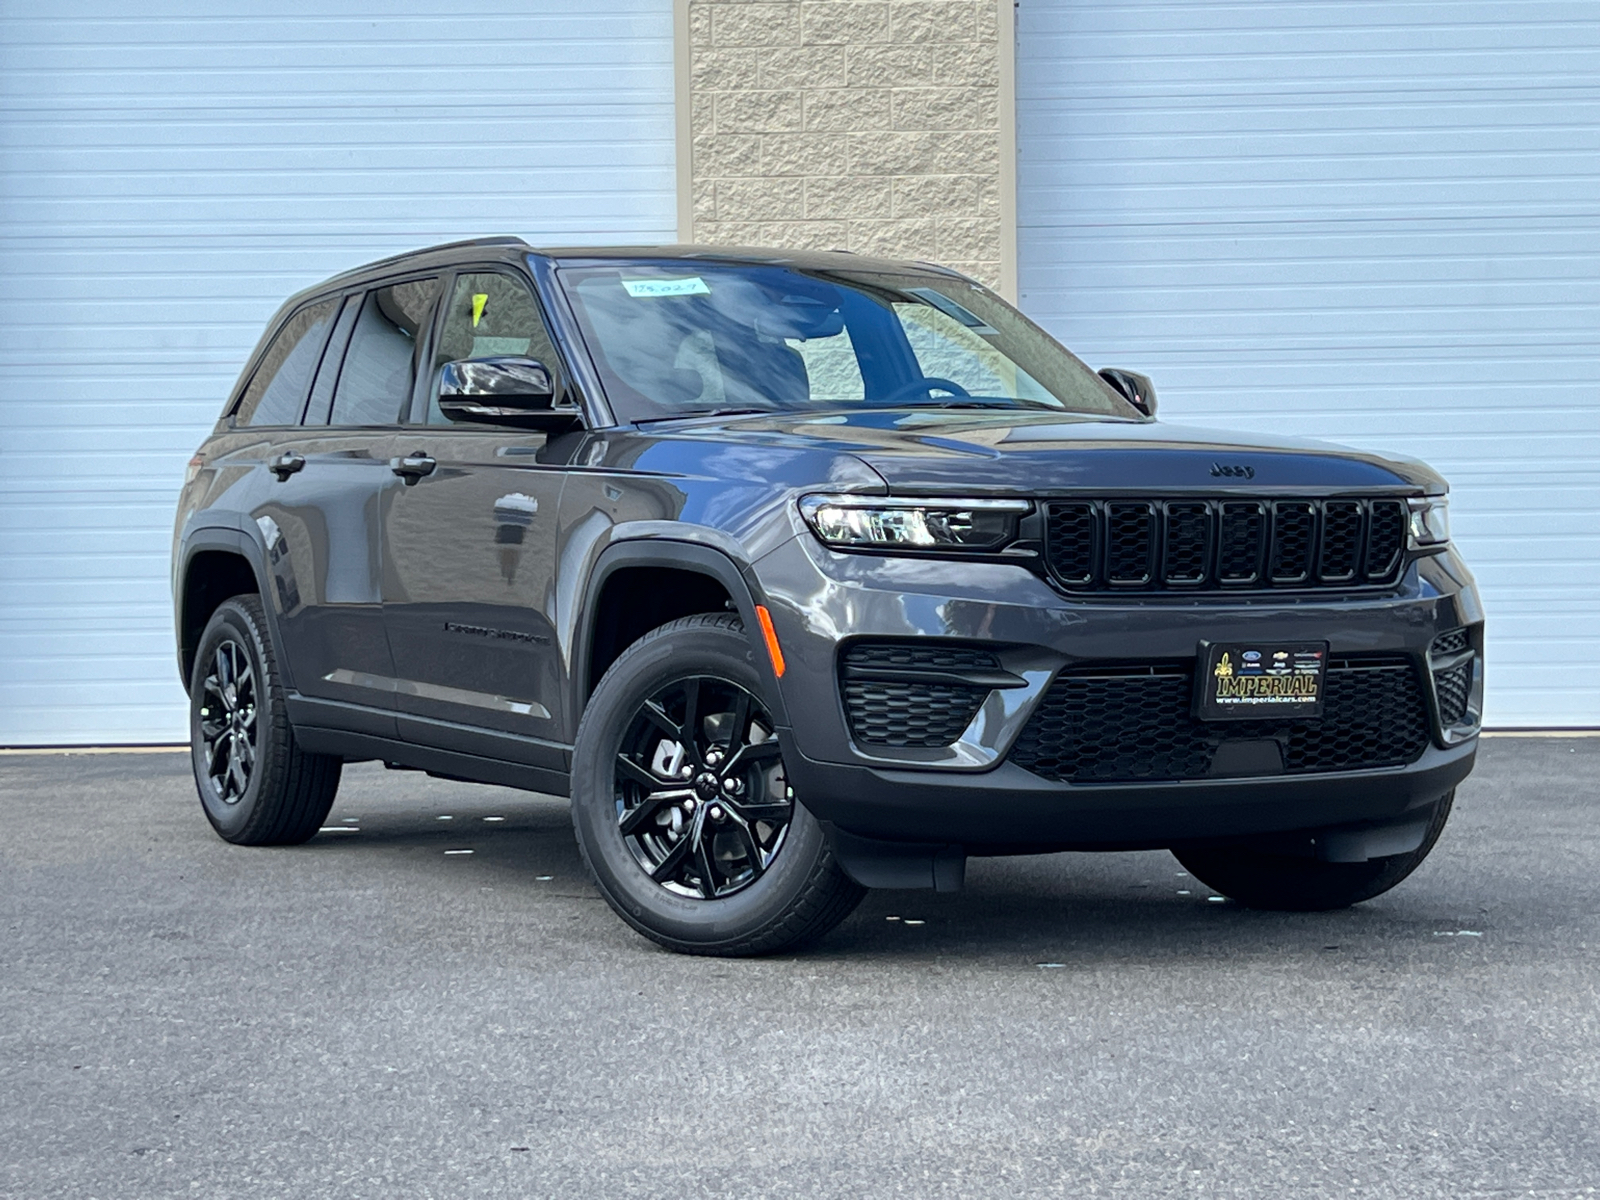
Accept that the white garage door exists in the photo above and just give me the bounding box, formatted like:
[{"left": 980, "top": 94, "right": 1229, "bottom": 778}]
[
  {"left": 1017, "top": 1, "right": 1600, "bottom": 727},
  {"left": 0, "top": 3, "right": 676, "bottom": 745}
]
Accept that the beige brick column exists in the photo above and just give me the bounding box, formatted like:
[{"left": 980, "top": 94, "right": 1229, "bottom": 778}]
[{"left": 674, "top": 0, "right": 1016, "bottom": 297}]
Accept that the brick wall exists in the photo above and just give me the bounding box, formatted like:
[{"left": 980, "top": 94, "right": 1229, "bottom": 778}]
[{"left": 681, "top": 0, "right": 1012, "bottom": 292}]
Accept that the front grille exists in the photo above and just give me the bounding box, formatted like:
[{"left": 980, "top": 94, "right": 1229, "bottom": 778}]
[
  {"left": 840, "top": 642, "right": 999, "bottom": 747},
  {"left": 1043, "top": 498, "right": 1409, "bottom": 593},
  {"left": 1431, "top": 629, "right": 1469, "bottom": 657},
  {"left": 1008, "top": 656, "right": 1429, "bottom": 783}
]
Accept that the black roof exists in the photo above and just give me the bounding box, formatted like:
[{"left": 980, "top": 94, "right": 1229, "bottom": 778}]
[{"left": 281, "top": 237, "right": 970, "bottom": 312}]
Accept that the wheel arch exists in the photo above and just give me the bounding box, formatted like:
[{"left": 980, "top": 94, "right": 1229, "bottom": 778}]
[
  {"left": 573, "top": 538, "right": 790, "bottom": 730},
  {"left": 176, "top": 529, "right": 270, "bottom": 692}
]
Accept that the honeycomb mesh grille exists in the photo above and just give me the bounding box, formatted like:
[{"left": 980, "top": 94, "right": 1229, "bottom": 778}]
[
  {"left": 1106, "top": 503, "right": 1156, "bottom": 583},
  {"left": 1269, "top": 502, "right": 1316, "bottom": 582},
  {"left": 1319, "top": 500, "right": 1364, "bottom": 581},
  {"left": 1043, "top": 497, "right": 1411, "bottom": 593},
  {"left": 1218, "top": 503, "right": 1266, "bottom": 582},
  {"left": 1365, "top": 500, "right": 1406, "bottom": 578},
  {"left": 1431, "top": 629, "right": 1469, "bottom": 657},
  {"left": 843, "top": 644, "right": 999, "bottom": 672},
  {"left": 1008, "top": 657, "right": 1429, "bottom": 783},
  {"left": 840, "top": 642, "right": 999, "bottom": 747},
  {"left": 842, "top": 680, "right": 988, "bottom": 747},
  {"left": 1433, "top": 661, "right": 1471, "bottom": 727}
]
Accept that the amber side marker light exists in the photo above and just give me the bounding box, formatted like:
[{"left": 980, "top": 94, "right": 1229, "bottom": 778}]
[{"left": 754, "top": 605, "right": 786, "bottom": 678}]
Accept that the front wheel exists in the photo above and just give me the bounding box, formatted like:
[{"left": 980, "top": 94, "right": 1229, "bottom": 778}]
[
  {"left": 1173, "top": 791, "right": 1455, "bottom": 912},
  {"left": 570, "top": 614, "right": 865, "bottom": 956}
]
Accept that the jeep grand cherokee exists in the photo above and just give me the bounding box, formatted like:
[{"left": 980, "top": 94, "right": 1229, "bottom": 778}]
[{"left": 173, "top": 238, "right": 1482, "bottom": 955}]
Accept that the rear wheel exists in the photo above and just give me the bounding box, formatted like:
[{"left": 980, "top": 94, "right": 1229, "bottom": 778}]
[
  {"left": 571, "top": 614, "right": 864, "bottom": 956},
  {"left": 189, "top": 595, "right": 341, "bottom": 845},
  {"left": 1174, "top": 791, "right": 1455, "bottom": 911}
]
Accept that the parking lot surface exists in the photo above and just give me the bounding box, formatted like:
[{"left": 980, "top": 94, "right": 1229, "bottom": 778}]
[{"left": 2, "top": 738, "right": 1597, "bottom": 1199}]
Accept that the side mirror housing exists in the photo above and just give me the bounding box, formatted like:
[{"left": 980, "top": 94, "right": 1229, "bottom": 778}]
[
  {"left": 1098, "top": 367, "right": 1157, "bottom": 418},
  {"left": 437, "top": 357, "right": 580, "bottom": 430}
]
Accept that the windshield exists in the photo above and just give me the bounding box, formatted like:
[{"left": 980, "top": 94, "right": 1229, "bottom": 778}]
[{"left": 553, "top": 260, "right": 1139, "bottom": 424}]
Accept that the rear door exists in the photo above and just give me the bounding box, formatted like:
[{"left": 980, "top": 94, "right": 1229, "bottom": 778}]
[
  {"left": 379, "top": 267, "right": 571, "bottom": 769},
  {"left": 257, "top": 276, "right": 440, "bottom": 731}
]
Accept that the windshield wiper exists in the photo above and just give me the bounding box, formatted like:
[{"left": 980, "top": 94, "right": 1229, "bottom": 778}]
[
  {"left": 892, "top": 398, "right": 1058, "bottom": 412},
  {"left": 633, "top": 407, "right": 775, "bottom": 425}
]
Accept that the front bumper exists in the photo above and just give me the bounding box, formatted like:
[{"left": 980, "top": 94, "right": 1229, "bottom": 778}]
[{"left": 754, "top": 534, "right": 1483, "bottom": 852}]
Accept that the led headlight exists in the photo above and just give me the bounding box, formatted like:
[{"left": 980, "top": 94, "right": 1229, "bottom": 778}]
[
  {"left": 1407, "top": 495, "right": 1450, "bottom": 548},
  {"left": 799, "top": 495, "right": 1030, "bottom": 551}
]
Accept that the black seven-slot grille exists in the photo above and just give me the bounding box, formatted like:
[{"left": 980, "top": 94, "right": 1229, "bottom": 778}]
[
  {"left": 1008, "top": 656, "right": 1429, "bottom": 783},
  {"left": 1044, "top": 498, "right": 1408, "bottom": 592},
  {"left": 840, "top": 642, "right": 1014, "bottom": 748}
]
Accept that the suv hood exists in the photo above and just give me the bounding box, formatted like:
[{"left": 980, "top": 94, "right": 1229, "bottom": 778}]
[{"left": 671, "top": 409, "right": 1444, "bottom": 494}]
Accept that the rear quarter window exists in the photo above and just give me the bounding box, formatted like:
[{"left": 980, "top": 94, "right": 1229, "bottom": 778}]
[{"left": 234, "top": 298, "right": 339, "bottom": 426}]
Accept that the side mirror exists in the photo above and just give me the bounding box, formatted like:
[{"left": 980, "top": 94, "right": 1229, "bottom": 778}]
[
  {"left": 1098, "top": 368, "right": 1157, "bottom": 418},
  {"left": 437, "top": 357, "right": 579, "bottom": 430}
]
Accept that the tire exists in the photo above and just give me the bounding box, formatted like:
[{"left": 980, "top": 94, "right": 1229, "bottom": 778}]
[
  {"left": 189, "top": 594, "right": 341, "bottom": 846},
  {"left": 1173, "top": 790, "right": 1455, "bottom": 912},
  {"left": 571, "top": 613, "right": 865, "bottom": 956}
]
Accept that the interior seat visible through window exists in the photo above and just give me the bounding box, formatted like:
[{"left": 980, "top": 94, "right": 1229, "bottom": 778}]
[{"left": 327, "top": 278, "right": 440, "bottom": 426}]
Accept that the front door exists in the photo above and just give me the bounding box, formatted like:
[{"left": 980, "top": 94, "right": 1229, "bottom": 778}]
[{"left": 379, "top": 269, "right": 572, "bottom": 765}]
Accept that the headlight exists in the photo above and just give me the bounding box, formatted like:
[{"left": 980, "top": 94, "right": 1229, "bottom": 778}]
[
  {"left": 1407, "top": 496, "right": 1450, "bottom": 548},
  {"left": 800, "top": 495, "right": 1030, "bottom": 550}
]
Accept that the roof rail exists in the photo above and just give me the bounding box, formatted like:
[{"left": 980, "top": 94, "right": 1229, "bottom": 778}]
[{"left": 353, "top": 235, "right": 530, "bottom": 274}]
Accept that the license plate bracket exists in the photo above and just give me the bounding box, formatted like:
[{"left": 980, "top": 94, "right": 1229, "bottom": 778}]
[{"left": 1196, "top": 640, "right": 1328, "bottom": 721}]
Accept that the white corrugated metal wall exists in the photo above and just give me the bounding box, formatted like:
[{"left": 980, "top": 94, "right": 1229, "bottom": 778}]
[
  {"left": 1017, "top": 1, "right": 1600, "bottom": 727},
  {"left": 0, "top": 2, "right": 676, "bottom": 744}
]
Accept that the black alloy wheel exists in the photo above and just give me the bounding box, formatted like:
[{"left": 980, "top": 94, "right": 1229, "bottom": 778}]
[
  {"left": 189, "top": 594, "right": 341, "bottom": 846},
  {"left": 571, "top": 614, "right": 865, "bottom": 956},
  {"left": 198, "top": 639, "right": 258, "bottom": 804},
  {"left": 615, "top": 674, "right": 793, "bottom": 900}
]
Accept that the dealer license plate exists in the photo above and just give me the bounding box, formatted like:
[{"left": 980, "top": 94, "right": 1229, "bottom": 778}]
[{"left": 1196, "top": 641, "right": 1328, "bottom": 721}]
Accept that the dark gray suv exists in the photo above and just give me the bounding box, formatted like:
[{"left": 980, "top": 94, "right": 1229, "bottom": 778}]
[{"left": 173, "top": 238, "right": 1482, "bottom": 955}]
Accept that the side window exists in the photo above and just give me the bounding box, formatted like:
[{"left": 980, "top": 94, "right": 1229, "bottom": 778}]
[
  {"left": 328, "top": 278, "right": 440, "bottom": 426},
  {"left": 234, "top": 298, "right": 338, "bottom": 426},
  {"left": 302, "top": 295, "right": 359, "bottom": 426},
  {"left": 427, "top": 272, "right": 561, "bottom": 424}
]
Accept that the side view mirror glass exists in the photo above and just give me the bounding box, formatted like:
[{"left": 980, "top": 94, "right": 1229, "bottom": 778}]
[
  {"left": 1097, "top": 367, "right": 1157, "bottom": 418},
  {"left": 437, "top": 357, "right": 578, "bottom": 430}
]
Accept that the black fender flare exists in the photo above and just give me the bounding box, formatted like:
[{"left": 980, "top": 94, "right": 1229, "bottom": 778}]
[
  {"left": 174, "top": 523, "right": 281, "bottom": 692},
  {"left": 571, "top": 535, "right": 790, "bottom": 731}
]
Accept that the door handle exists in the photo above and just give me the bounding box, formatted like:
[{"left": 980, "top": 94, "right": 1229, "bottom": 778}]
[
  {"left": 269, "top": 452, "right": 305, "bottom": 482},
  {"left": 390, "top": 452, "right": 436, "bottom": 485}
]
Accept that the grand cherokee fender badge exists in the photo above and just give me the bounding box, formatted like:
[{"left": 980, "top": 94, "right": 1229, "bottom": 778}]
[{"left": 1210, "top": 462, "right": 1255, "bottom": 478}]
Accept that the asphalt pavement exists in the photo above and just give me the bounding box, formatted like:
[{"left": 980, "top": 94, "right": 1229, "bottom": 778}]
[{"left": 2, "top": 737, "right": 1597, "bottom": 1199}]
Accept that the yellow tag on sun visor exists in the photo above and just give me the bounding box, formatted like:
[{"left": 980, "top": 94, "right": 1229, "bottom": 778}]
[{"left": 471, "top": 293, "right": 489, "bottom": 327}]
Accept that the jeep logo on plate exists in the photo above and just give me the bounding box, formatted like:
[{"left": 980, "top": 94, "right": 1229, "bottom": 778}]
[{"left": 1210, "top": 462, "right": 1255, "bottom": 479}]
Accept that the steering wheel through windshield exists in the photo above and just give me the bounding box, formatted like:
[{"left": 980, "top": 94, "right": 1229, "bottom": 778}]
[{"left": 878, "top": 376, "right": 972, "bottom": 406}]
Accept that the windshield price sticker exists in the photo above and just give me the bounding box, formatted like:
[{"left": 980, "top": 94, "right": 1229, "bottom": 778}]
[
  {"left": 1196, "top": 641, "right": 1328, "bottom": 721},
  {"left": 621, "top": 277, "right": 710, "bottom": 298}
]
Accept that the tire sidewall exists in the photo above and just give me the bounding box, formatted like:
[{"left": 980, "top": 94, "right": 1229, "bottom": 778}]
[
  {"left": 189, "top": 599, "right": 273, "bottom": 841},
  {"left": 571, "top": 620, "right": 831, "bottom": 949}
]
